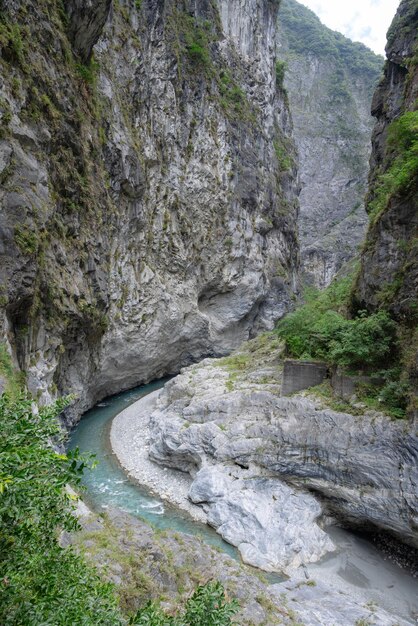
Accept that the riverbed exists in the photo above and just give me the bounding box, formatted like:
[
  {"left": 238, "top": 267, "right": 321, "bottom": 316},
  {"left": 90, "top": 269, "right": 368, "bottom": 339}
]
[{"left": 69, "top": 380, "right": 418, "bottom": 623}]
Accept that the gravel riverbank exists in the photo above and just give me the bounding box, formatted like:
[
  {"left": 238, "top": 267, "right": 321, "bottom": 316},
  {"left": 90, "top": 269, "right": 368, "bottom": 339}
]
[{"left": 110, "top": 389, "right": 207, "bottom": 523}]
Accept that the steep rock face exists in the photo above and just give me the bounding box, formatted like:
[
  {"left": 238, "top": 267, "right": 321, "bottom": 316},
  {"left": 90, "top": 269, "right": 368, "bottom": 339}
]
[
  {"left": 354, "top": 0, "right": 418, "bottom": 405},
  {"left": 0, "top": 0, "right": 298, "bottom": 419},
  {"left": 277, "top": 0, "right": 383, "bottom": 287}
]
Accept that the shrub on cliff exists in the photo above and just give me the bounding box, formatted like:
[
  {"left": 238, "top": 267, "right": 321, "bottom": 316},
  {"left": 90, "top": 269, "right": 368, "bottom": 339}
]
[
  {"left": 275, "top": 276, "right": 352, "bottom": 360},
  {"left": 275, "top": 278, "right": 410, "bottom": 416},
  {"left": 278, "top": 303, "right": 396, "bottom": 370},
  {"left": 368, "top": 110, "right": 418, "bottom": 223},
  {"left": 328, "top": 310, "right": 397, "bottom": 370}
]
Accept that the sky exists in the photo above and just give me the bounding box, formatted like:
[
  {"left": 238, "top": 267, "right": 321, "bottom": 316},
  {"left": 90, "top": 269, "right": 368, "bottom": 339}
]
[{"left": 298, "top": 0, "right": 400, "bottom": 56}]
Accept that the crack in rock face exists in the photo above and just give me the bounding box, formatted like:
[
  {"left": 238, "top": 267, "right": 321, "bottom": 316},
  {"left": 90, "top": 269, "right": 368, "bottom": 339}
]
[{"left": 64, "top": 0, "right": 112, "bottom": 63}]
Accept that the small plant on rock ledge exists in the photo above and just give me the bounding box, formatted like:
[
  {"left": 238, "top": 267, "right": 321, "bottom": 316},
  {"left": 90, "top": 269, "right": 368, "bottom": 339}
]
[
  {"left": 131, "top": 581, "right": 239, "bottom": 625},
  {"left": 275, "top": 59, "right": 286, "bottom": 89},
  {"left": 75, "top": 57, "right": 100, "bottom": 86}
]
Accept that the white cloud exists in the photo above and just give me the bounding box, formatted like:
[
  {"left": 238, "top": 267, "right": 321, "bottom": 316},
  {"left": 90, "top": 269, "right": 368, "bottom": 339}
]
[{"left": 298, "top": 0, "right": 400, "bottom": 56}]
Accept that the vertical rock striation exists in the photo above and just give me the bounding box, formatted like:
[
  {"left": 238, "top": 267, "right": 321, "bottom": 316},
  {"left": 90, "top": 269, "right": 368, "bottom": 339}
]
[
  {"left": 0, "top": 0, "right": 298, "bottom": 419},
  {"left": 277, "top": 0, "right": 383, "bottom": 287},
  {"left": 354, "top": 0, "right": 418, "bottom": 410}
]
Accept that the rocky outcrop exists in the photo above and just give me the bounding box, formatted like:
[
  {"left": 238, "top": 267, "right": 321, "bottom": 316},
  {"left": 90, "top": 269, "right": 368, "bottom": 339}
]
[
  {"left": 354, "top": 0, "right": 418, "bottom": 407},
  {"left": 188, "top": 465, "right": 335, "bottom": 573},
  {"left": 69, "top": 507, "right": 292, "bottom": 626},
  {"left": 277, "top": 0, "right": 383, "bottom": 287},
  {"left": 143, "top": 337, "right": 418, "bottom": 551},
  {"left": 111, "top": 375, "right": 335, "bottom": 574},
  {"left": 0, "top": 0, "right": 298, "bottom": 420}
]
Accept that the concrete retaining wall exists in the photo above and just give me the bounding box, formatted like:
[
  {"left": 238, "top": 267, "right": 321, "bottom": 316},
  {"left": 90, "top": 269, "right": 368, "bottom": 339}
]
[
  {"left": 281, "top": 360, "right": 328, "bottom": 396},
  {"left": 330, "top": 368, "right": 384, "bottom": 400}
]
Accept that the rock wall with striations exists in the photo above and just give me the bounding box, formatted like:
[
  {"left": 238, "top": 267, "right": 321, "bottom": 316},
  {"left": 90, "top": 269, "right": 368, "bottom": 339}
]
[
  {"left": 0, "top": 0, "right": 299, "bottom": 420},
  {"left": 277, "top": 0, "right": 383, "bottom": 288},
  {"left": 354, "top": 0, "right": 418, "bottom": 409}
]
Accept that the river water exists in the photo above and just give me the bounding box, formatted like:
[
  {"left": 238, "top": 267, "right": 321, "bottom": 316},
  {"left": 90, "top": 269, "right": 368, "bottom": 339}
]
[
  {"left": 68, "top": 379, "right": 240, "bottom": 559},
  {"left": 68, "top": 380, "right": 418, "bottom": 622}
]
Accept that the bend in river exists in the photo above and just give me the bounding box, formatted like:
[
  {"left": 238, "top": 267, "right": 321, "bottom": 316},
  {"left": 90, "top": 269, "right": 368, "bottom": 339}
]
[{"left": 69, "top": 379, "right": 418, "bottom": 623}]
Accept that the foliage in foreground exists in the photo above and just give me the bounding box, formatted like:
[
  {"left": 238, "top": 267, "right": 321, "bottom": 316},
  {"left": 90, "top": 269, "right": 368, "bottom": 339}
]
[
  {"left": 275, "top": 277, "right": 410, "bottom": 417},
  {"left": 0, "top": 393, "right": 122, "bottom": 625},
  {"left": 0, "top": 382, "right": 239, "bottom": 625}
]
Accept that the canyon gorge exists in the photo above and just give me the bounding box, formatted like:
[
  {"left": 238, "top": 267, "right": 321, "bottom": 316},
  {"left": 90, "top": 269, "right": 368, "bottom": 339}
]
[{"left": 0, "top": 0, "right": 417, "bottom": 624}]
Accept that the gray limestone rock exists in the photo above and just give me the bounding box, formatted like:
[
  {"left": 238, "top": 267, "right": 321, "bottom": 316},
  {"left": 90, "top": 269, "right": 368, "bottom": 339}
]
[
  {"left": 353, "top": 0, "right": 418, "bottom": 415},
  {"left": 64, "top": 0, "right": 112, "bottom": 62},
  {"left": 71, "top": 506, "right": 415, "bottom": 625},
  {"left": 355, "top": 0, "right": 418, "bottom": 320},
  {"left": 189, "top": 465, "right": 335, "bottom": 573},
  {"left": 147, "top": 353, "right": 418, "bottom": 550},
  {"left": 270, "top": 579, "right": 414, "bottom": 626}
]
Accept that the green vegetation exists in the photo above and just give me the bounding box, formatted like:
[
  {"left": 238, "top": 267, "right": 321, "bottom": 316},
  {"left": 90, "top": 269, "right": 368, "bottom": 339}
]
[
  {"left": 310, "top": 381, "right": 365, "bottom": 415},
  {"left": 39, "top": 92, "right": 60, "bottom": 120},
  {"left": 277, "top": 294, "right": 396, "bottom": 370},
  {"left": 0, "top": 15, "right": 26, "bottom": 66},
  {"left": 75, "top": 57, "right": 100, "bottom": 85},
  {"left": 168, "top": 9, "right": 255, "bottom": 122},
  {"left": 322, "top": 310, "right": 395, "bottom": 370},
  {"left": 276, "top": 277, "right": 352, "bottom": 359},
  {"left": 277, "top": 0, "right": 383, "bottom": 121},
  {"left": 274, "top": 136, "right": 293, "bottom": 171},
  {"left": 14, "top": 225, "right": 39, "bottom": 255},
  {"left": 0, "top": 391, "right": 122, "bottom": 625},
  {"left": 217, "top": 70, "right": 251, "bottom": 120},
  {"left": 184, "top": 18, "right": 211, "bottom": 66},
  {"left": 133, "top": 581, "right": 238, "bottom": 625},
  {"left": 386, "top": 0, "right": 418, "bottom": 48},
  {"left": 367, "top": 110, "right": 418, "bottom": 223},
  {"left": 216, "top": 353, "right": 250, "bottom": 372},
  {"left": 0, "top": 344, "right": 24, "bottom": 398},
  {"left": 276, "top": 276, "right": 410, "bottom": 417},
  {"left": 169, "top": 11, "right": 215, "bottom": 71},
  {"left": 0, "top": 97, "right": 12, "bottom": 138},
  {"left": 311, "top": 377, "right": 409, "bottom": 419},
  {"left": 214, "top": 333, "right": 284, "bottom": 395},
  {"left": 78, "top": 298, "right": 109, "bottom": 336}
]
